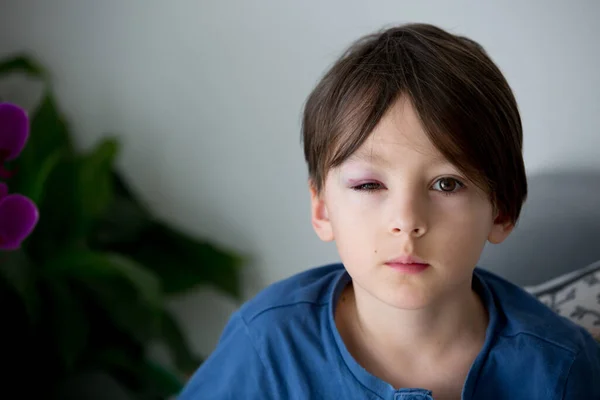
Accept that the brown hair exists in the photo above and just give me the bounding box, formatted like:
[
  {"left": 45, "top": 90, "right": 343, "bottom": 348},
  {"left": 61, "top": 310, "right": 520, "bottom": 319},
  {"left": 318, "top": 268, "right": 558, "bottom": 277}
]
[{"left": 301, "top": 23, "right": 527, "bottom": 224}]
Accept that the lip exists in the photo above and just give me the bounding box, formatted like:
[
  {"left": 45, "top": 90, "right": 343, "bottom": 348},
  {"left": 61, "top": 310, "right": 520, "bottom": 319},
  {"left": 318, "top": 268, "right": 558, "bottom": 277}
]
[
  {"left": 385, "top": 255, "right": 430, "bottom": 274},
  {"left": 386, "top": 255, "right": 428, "bottom": 265}
]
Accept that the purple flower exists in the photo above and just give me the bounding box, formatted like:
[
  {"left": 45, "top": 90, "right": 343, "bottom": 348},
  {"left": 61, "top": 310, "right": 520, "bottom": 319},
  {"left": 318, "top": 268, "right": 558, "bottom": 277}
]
[
  {"left": 0, "top": 103, "right": 29, "bottom": 179},
  {"left": 0, "top": 182, "right": 39, "bottom": 250},
  {"left": 0, "top": 102, "right": 39, "bottom": 250}
]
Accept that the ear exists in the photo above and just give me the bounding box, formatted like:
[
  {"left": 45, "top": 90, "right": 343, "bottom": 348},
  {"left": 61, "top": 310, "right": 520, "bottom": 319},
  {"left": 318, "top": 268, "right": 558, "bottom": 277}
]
[
  {"left": 309, "top": 180, "right": 334, "bottom": 242},
  {"left": 487, "top": 213, "right": 514, "bottom": 244}
]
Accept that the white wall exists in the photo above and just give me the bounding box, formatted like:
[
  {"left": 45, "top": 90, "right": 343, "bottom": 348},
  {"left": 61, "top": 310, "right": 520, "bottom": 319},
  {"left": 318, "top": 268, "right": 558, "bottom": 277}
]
[{"left": 1, "top": 0, "right": 598, "bottom": 358}]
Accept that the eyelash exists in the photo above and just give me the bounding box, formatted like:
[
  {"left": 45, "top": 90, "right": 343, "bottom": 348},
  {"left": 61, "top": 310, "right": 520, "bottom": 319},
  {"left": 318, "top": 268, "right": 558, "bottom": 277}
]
[{"left": 351, "top": 177, "right": 466, "bottom": 196}]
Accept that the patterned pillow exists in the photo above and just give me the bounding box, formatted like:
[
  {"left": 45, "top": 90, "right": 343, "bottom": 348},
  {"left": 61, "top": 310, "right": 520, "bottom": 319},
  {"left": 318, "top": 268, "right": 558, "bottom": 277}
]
[{"left": 524, "top": 260, "right": 600, "bottom": 340}]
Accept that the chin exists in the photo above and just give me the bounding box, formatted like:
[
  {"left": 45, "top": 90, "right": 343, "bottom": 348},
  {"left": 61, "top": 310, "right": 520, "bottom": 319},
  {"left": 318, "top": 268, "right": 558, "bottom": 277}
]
[
  {"left": 385, "top": 293, "right": 432, "bottom": 310},
  {"left": 377, "top": 284, "right": 434, "bottom": 310}
]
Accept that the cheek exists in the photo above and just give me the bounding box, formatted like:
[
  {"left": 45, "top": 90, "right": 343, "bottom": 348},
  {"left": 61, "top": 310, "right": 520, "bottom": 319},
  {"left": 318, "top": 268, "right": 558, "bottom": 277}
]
[
  {"left": 329, "top": 190, "right": 380, "bottom": 225},
  {"left": 329, "top": 203, "right": 376, "bottom": 243},
  {"left": 431, "top": 190, "right": 493, "bottom": 227},
  {"left": 429, "top": 196, "right": 494, "bottom": 263},
  {"left": 326, "top": 193, "right": 380, "bottom": 260}
]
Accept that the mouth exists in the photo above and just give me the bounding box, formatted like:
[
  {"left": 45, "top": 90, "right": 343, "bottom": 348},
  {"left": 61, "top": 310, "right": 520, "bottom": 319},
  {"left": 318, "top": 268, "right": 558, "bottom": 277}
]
[{"left": 385, "top": 255, "right": 430, "bottom": 274}]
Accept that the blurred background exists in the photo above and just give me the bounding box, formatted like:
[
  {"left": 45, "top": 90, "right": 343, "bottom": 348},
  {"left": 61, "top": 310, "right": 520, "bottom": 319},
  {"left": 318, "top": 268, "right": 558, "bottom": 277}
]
[{"left": 0, "top": 0, "right": 599, "bottom": 398}]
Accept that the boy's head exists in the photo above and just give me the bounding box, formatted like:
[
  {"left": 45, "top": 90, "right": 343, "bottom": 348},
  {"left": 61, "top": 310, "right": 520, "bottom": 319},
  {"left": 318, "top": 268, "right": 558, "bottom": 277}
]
[{"left": 302, "top": 23, "right": 527, "bottom": 308}]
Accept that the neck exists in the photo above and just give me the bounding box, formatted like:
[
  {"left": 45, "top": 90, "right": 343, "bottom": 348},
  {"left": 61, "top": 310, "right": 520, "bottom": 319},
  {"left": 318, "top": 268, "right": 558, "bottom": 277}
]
[{"left": 338, "top": 276, "right": 488, "bottom": 364}]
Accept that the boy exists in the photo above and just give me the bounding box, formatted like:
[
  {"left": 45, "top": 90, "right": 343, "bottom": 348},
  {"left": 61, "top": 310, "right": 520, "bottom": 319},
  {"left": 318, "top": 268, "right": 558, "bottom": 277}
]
[{"left": 180, "top": 23, "right": 600, "bottom": 399}]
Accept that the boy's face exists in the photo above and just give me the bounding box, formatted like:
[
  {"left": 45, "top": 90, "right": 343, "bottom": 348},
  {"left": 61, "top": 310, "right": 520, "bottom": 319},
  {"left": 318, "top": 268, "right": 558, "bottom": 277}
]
[{"left": 310, "top": 97, "right": 513, "bottom": 310}]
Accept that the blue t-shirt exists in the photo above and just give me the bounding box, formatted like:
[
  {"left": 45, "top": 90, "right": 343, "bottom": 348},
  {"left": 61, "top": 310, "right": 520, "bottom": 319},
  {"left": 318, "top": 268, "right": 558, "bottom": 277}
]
[{"left": 180, "top": 263, "right": 600, "bottom": 399}]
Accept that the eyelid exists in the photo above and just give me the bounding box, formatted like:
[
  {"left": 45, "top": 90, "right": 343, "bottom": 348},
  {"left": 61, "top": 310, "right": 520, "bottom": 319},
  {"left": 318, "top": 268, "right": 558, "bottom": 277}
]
[{"left": 350, "top": 181, "right": 384, "bottom": 192}]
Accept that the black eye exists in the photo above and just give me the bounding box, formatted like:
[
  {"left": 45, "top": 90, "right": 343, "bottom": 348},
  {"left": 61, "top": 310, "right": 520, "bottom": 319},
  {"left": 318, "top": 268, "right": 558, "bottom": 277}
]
[{"left": 353, "top": 182, "right": 382, "bottom": 192}]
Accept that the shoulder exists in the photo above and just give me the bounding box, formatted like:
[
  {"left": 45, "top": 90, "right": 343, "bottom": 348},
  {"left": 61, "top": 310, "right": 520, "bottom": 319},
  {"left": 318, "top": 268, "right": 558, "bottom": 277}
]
[
  {"left": 475, "top": 267, "right": 595, "bottom": 353},
  {"left": 179, "top": 263, "right": 347, "bottom": 399},
  {"left": 475, "top": 267, "right": 600, "bottom": 397},
  {"left": 238, "top": 262, "right": 345, "bottom": 325},
  {"left": 562, "top": 333, "right": 600, "bottom": 398}
]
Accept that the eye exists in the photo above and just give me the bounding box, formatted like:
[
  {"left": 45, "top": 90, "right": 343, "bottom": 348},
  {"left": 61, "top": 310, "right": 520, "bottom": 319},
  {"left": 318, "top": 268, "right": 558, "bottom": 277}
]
[
  {"left": 352, "top": 182, "right": 384, "bottom": 192},
  {"left": 431, "top": 177, "right": 464, "bottom": 194}
]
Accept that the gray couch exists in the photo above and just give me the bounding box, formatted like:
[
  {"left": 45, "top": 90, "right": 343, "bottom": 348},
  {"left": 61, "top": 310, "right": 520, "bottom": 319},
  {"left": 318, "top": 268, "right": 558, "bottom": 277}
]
[{"left": 478, "top": 170, "right": 600, "bottom": 286}]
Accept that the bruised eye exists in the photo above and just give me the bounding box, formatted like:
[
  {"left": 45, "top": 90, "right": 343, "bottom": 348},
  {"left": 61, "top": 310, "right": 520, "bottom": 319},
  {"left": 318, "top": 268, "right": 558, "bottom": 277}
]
[
  {"left": 352, "top": 182, "right": 384, "bottom": 192},
  {"left": 431, "top": 177, "right": 464, "bottom": 193}
]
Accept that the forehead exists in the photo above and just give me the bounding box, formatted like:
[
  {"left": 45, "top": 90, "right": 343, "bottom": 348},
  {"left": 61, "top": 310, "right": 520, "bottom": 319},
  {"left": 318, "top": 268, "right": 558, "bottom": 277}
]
[{"left": 346, "top": 97, "right": 447, "bottom": 166}]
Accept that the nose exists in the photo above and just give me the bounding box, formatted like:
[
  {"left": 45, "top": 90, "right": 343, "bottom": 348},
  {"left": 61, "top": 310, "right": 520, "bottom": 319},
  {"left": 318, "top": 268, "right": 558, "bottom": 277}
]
[{"left": 387, "top": 191, "right": 428, "bottom": 238}]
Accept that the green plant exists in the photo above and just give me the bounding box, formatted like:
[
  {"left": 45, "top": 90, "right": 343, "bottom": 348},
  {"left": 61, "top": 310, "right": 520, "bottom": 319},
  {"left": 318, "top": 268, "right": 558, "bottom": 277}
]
[{"left": 0, "top": 54, "right": 245, "bottom": 399}]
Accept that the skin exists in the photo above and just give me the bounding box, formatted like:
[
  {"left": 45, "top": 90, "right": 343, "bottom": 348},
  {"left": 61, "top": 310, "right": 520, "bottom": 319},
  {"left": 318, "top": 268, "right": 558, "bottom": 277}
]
[{"left": 309, "top": 96, "right": 514, "bottom": 397}]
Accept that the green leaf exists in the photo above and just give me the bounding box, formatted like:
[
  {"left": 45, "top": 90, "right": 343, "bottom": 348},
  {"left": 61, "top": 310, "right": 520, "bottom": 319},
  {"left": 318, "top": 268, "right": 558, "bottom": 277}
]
[
  {"left": 47, "top": 250, "right": 162, "bottom": 308},
  {"left": 87, "top": 347, "right": 145, "bottom": 390},
  {"left": 0, "top": 54, "right": 48, "bottom": 80},
  {"left": 160, "top": 311, "right": 202, "bottom": 375},
  {"left": 0, "top": 250, "right": 40, "bottom": 324},
  {"left": 91, "top": 172, "right": 245, "bottom": 299},
  {"left": 85, "top": 281, "right": 160, "bottom": 345},
  {"left": 111, "top": 221, "right": 245, "bottom": 299},
  {"left": 0, "top": 275, "right": 41, "bottom": 396},
  {"left": 9, "top": 92, "right": 73, "bottom": 197},
  {"left": 7, "top": 94, "right": 78, "bottom": 260},
  {"left": 90, "top": 349, "right": 184, "bottom": 398},
  {"left": 42, "top": 277, "right": 90, "bottom": 372},
  {"left": 45, "top": 251, "right": 163, "bottom": 343},
  {"left": 112, "top": 170, "right": 150, "bottom": 213},
  {"left": 30, "top": 92, "right": 73, "bottom": 154},
  {"left": 91, "top": 194, "right": 153, "bottom": 247},
  {"left": 140, "top": 360, "right": 185, "bottom": 398},
  {"left": 76, "top": 138, "right": 119, "bottom": 235},
  {"left": 56, "top": 370, "right": 135, "bottom": 400},
  {"left": 22, "top": 148, "right": 65, "bottom": 204},
  {"left": 90, "top": 171, "right": 152, "bottom": 248},
  {"left": 22, "top": 155, "right": 80, "bottom": 260},
  {"left": 21, "top": 138, "right": 119, "bottom": 257}
]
